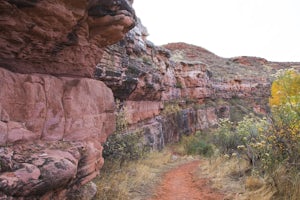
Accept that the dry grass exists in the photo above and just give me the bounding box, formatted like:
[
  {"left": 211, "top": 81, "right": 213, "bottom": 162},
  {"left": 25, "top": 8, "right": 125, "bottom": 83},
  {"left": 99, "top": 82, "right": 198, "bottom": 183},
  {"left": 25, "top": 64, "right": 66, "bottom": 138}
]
[
  {"left": 93, "top": 149, "right": 189, "bottom": 200},
  {"left": 199, "top": 156, "right": 249, "bottom": 192},
  {"left": 198, "top": 156, "right": 277, "bottom": 200},
  {"left": 245, "top": 176, "right": 264, "bottom": 191},
  {"left": 241, "top": 182, "right": 276, "bottom": 200},
  {"left": 270, "top": 165, "right": 300, "bottom": 200},
  {"left": 93, "top": 147, "right": 299, "bottom": 200},
  {"left": 170, "top": 143, "right": 186, "bottom": 156},
  {"left": 199, "top": 157, "right": 299, "bottom": 200}
]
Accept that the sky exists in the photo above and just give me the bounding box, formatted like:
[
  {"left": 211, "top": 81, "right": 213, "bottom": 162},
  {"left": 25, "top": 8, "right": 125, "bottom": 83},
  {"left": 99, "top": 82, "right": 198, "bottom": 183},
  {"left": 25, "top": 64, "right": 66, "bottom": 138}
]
[{"left": 133, "top": 0, "right": 300, "bottom": 62}]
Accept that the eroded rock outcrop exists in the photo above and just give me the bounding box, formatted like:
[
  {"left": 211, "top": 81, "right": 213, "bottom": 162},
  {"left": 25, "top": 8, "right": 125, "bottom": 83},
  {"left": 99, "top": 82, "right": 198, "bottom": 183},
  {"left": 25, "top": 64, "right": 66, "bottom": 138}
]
[
  {"left": 0, "top": 68, "right": 115, "bottom": 144},
  {"left": 98, "top": 23, "right": 300, "bottom": 151},
  {"left": 0, "top": 0, "right": 136, "bottom": 76},
  {"left": 0, "top": 0, "right": 136, "bottom": 199},
  {"left": 0, "top": 67, "right": 115, "bottom": 199}
]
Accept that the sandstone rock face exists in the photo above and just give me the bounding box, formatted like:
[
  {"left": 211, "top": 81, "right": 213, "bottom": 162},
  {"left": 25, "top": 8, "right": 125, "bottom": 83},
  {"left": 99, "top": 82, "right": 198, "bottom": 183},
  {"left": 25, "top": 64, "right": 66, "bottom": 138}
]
[
  {"left": 0, "top": 142, "right": 79, "bottom": 197},
  {"left": 0, "top": 68, "right": 115, "bottom": 144},
  {"left": 0, "top": 68, "right": 115, "bottom": 199},
  {"left": 0, "top": 0, "right": 136, "bottom": 77},
  {"left": 0, "top": 140, "right": 104, "bottom": 199},
  {"left": 0, "top": 0, "right": 137, "bottom": 198},
  {"left": 125, "top": 101, "right": 163, "bottom": 124}
]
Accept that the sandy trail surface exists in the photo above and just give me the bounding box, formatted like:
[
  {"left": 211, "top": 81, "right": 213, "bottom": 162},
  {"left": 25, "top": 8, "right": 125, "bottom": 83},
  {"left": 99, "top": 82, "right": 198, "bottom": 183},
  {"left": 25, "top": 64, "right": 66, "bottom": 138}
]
[{"left": 150, "top": 160, "right": 224, "bottom": 200}]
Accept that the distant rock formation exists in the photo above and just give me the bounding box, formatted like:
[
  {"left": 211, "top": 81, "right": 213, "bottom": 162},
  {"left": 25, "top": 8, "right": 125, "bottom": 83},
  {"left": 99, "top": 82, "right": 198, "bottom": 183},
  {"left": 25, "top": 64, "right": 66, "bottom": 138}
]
[{"left": 96, "top": 27, "right": 300, "bottom": 150}]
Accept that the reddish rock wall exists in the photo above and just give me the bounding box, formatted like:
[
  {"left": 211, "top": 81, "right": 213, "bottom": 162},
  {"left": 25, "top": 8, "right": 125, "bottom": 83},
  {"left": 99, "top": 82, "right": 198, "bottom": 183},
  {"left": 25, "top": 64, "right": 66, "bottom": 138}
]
[
  {"left": 0, "top": 0, "right": 136, "bottom": 199},
  {"left": 0, "top": 0, "right": 136, "bottom": 76},
  {"left": 0, "top": 68, "right": 115, "bottom": 144},
  {"left": 0, "top": 67, "right": 116, "bottom": 199}
]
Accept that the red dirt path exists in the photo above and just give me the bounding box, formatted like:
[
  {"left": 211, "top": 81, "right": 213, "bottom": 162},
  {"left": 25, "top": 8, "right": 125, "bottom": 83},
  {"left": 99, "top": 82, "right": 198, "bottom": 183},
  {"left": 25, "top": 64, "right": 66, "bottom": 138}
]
[{"left": 150, "top": 160, "right": 224, "bottom": 200}]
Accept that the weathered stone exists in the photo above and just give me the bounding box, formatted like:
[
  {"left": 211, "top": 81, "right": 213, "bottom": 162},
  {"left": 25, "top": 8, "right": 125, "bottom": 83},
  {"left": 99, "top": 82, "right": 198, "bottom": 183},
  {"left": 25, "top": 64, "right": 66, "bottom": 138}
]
[
  {"left": 0, "top": 142, "right": 76, "bottom": 197},
  {"left": 0, "top": 68, "right": 115, "bottom": 143},
  {"left": 0, "top": 0, "right": 136, "bottom": 77},
  {"left": 7, "top": 121, "right": 39, "bottom": 144},
  {"left": 142, "top": 120, "right": 164, "bottom": 151},
  {"left": 0, "top": 140, "right": 109, "bottom": 199},
  {"left": 0, "top": 68, "right": 115, "bottom": 198},
  {"left": 67, "top": 181, "right": 97, "bottom": 200},
  {"left": 0, "top": 122, "right": 8, "bottom": 146},
  {"left": 125, "top": 101, "right": 163, "bottom": 124},
  {"left": 0, "top": 104, "right": 10, "bottom": 123}
]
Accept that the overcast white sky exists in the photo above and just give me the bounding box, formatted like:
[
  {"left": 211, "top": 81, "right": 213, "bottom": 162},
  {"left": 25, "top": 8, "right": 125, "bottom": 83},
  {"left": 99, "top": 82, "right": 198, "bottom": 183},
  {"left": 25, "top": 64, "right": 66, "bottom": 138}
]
[{"left": 133, "top": 0, "right": 300, "bottom": 62}]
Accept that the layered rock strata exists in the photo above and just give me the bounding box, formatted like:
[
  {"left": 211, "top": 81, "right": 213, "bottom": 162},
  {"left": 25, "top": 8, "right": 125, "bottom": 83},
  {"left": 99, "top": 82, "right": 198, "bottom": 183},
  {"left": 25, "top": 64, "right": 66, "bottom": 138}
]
[
  {"left": 0, "top": 0, "right": 135, "bottom": 199},
  {"left": 0, "top": 0, "right": 136, "bottom": 76},
  {"left": 98, "top": 30, "right": 300, "bottom": 150}
]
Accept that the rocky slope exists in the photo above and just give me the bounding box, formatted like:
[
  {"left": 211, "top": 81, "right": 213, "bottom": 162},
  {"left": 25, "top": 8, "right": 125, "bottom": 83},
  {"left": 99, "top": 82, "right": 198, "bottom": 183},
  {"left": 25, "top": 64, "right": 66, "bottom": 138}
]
[{"left": 1, "top": 0, "right": 300, "bottom": 199}]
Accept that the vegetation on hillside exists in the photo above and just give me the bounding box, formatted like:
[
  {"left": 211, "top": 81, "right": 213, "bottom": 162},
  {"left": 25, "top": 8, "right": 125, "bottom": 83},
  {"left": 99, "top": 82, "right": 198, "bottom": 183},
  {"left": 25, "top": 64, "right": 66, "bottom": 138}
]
[
  {"left": 102, "top": 99, "right": 148, "bottom": 166},
  {"left": 95, "top": 69, "right": 299, "bottom": 200},
  {"left": 210, "top": 69, "right": 300, "bottom": 199},
  {"left": 161, "top": 68, "right": 300, "bottom": 199}
]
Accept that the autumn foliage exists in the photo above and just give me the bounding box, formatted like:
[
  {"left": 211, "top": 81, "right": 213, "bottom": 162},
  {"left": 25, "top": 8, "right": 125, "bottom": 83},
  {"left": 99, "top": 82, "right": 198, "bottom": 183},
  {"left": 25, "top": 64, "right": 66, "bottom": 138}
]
[
  {"left": 213, "top": 69, "right": 300, "bottom": 199},
  {"left": 270, "top": 69, "right": 300, "bottom": 108},
  {"left": 269, "top": 69, "right": 300, "bottom": 165}
]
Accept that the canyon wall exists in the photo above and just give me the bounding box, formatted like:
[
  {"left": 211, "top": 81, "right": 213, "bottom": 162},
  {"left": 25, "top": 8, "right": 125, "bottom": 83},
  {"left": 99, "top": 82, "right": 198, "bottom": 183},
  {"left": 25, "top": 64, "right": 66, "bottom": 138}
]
[
  {"left": 1, "top": 0, "right": 300, "bottom": 199},
  {"left": 98, "top": 26, "right": 299, "bottom": 150},
  {"left": 0, "top": 0, "right": 135, "bottom": 199}
]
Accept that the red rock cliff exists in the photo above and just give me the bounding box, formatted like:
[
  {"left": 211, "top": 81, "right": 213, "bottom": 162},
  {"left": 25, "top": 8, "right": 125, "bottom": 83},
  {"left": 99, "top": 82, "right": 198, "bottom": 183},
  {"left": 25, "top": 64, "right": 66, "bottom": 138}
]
[
  {"left": 0, "top": 0, "right": 135, "bottom": 76},
  {"left": 96, "top": 24, "right": 300, "bottom": 150},
  {"left": 0, "top": 0, "right": 136, "bottom": 199}
]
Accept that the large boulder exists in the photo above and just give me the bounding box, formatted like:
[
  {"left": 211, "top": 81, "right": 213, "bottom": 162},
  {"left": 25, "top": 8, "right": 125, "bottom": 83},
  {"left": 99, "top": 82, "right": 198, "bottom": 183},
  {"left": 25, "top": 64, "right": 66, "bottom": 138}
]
[{"left": 0, "top": 68, "right": 115, "bottom": 199}]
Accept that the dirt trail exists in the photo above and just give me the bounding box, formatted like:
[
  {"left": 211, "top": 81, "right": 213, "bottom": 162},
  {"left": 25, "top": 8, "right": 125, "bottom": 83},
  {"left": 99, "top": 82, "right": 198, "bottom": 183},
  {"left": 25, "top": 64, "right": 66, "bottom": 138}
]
[{"left": 150, "top": 160, "right": 224, "bottom": 200}]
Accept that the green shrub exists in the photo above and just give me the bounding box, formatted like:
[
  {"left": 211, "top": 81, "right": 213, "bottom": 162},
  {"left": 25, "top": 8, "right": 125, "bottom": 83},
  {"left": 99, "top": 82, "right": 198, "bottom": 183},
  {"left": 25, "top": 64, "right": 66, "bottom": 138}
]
[
  {"left": 181, "top": 132, "right": 214, "bottom": 157},
  {"left": 213, "top": 115, "right": 271, "bottom": 166},
  {"left": 103, "top": 99, "right": 148, "bottom": 166},
  {"left": 161, "top": 101, "right": 181, "bottom": 115},
  {"left": 213, "top": 118, "right": 238, "bottom": 154},
  {"left": 186, "top": 139, "right": 214, "bottom": 157},
  {"left": 268, "top": 69, "right": 300, "bottom": 165},
  {"left": 103, "top": 130, "right": 147, "bottom": 166}
]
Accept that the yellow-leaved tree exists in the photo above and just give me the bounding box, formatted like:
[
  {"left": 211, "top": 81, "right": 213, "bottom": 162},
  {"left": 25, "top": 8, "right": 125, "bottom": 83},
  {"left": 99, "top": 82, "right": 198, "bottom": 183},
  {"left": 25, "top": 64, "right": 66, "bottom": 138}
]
[
  {"left": 269, "top": 68, "right": 300, "bottom": 163},
  {"left": 270, "top": 68, "right": 300, "bottom": 108}
]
